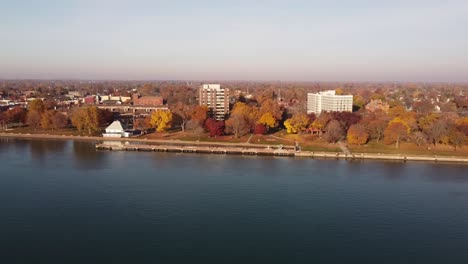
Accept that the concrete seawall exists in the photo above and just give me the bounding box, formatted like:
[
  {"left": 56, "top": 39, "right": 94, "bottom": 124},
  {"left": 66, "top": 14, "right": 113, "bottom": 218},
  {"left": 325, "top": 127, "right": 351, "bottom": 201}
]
[{"left": 96, "top": 143, "right": 468, "bottom": 164}]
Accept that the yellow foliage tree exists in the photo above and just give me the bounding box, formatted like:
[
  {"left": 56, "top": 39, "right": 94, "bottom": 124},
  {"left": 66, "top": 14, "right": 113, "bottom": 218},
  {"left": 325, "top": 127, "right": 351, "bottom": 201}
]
[
  {"left": 284, "top": 113, "right": 309, "bottom": 134},
  {"left": 259, "top": 99, "right": 282, "bottom": 122},
  {"left": 384, "top": 118, "right": 412, "bottom": 148},
  {"left": 456, "top": 117, "right": 468, "bottom": 126},
  {"left": 389, "top": 117, "right": 411, "bottom": 133},
  {"left": 70, "top": 106, "right": 100, "bottom": 135},
  {"left": 335, "top": 88, "right": 344, "bottom": 95},
  {"left": 150, "top": 110, "right": 173, "bottom": 132},
  {"left": 309, "top": 113, "right": 331, "bottom": 134},
  {"left": 258, "top": 112, "right": 277, "bottom": 129}
]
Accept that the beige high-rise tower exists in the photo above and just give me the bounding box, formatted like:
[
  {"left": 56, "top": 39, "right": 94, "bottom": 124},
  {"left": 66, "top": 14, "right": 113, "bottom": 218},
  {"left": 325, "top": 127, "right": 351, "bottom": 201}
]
[{"left": 199, "top": 84, "right": 230, "bottom": 120}]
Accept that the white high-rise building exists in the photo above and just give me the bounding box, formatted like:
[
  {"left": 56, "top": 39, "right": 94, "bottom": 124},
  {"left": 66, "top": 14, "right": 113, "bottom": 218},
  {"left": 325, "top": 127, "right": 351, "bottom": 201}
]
[
  {"left": 199, "top": 84, "right": 230, "bottom": 120},
  {"left": 307, "top": 90, "right": 353, "bottom": 114}
]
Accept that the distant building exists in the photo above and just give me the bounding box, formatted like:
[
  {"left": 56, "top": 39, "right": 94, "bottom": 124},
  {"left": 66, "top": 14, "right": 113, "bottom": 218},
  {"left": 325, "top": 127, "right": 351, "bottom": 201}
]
[
  {"left": 100, "top": 95, "right": 131, "bottom": 104},
  {"left": 67, "top": 91, "right": 83, "bottom": 98},
  {"left": 365, "top": 99, "right": 389, "bottom": 113},
  {"left": 102, "top": 120, "right": 130, "bottom": 138},
  {"left": 83, "top": 96, "right": 98, "bottom": 104},
  {"left": 199, "top": 84, "right": 230, "bottom": 120},
  {"left": 132, "top": 94, "right": 163, "bottom": 106},
  {"left": 307, "top": 90, "right": 353, "bottom": 114}
]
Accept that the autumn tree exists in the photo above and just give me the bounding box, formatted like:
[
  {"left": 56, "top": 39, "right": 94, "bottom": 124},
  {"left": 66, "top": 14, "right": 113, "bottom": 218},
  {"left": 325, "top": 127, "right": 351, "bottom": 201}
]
[
  {"left": 26, "top": 111, "right": 42, "bottom": 130},
  {"left": 28, "top": 99, "right": 45, "bottom": 113},
  {"left": 347, "top": 124, "right": 369, "bottom": 145},
  {"left": 254, "top": 124, "right": 267, "bottom": 135},
  {"left": 359, "top": 110, "right": 389, "bottom": 142},
  {"left": 205, "top": 118, "right": 225, "bottom": 137},
  {"left": 225, "top": 113, "right": 250, "bottom": 138},
  {"left": 330, "top": 112, "right": 361, "bottom": 130},
  {"left": 171, "top": 102, "right": 193, "bottom": 132},
  {"left": 150, "top": 110, "right": 173, "bottom": 132},
  {"left": 309, "top": 112, "right": 331, "bottom": 135},
  {"left": 284, "top": 113, "right": 309, "bottom": 134},
  {"left": 40, "top": 110, "right": 55, "bottom": 129},
  {"left": 41, "top": 110, "right": 68, "bottom": 130},
  {"left": 426, "top": 119, "right": 450, "bottom": 146},
  {"left": 98, "top": 109, "right": 114, "bottom": 127},
  {"left": 26, "top": 99, "right": 46, "bottom": 129},
  {"left": 384, "top": 118, "right": 410, "bottom": 148},
  {"left": 412, "top": 100, "right": 434, "bottom": 114},
  {"left": 191, "top": 105, "right": 209, "bottom": 125},
  {"left": 134, "top": 117, "right": 152, "bottom": 131},
  {"left": 51, "top": 111, "right": 68, "bottom": 129},
  {"left": 323, "top": 120, "right": 344, "bottom": 143},
  {"left": 5, "top": 107, "right": 27, "bottom": 124},
  {"left": 367, "top": 119, "right": 388, "bottom": 142},
  {"left": 412, "top": 131, "right": 427, "bottom": 147},
  {"left": 258, "top": 112, "right": 277, "bottom": 130},
  {"left": 258, "top": 99, "right": 283, "bottom": 128},
  {"left": 353, "top": 95, "right": 366, "bottom": 111},
  {"left": 456, "top": 117, "right": 468, "bottom": 136},
  {"left": 448, "top": 130, "right": 465, "bottom": 150},
  {"left": 225, "top": 102, "right": 251, "bottom": 138},
  {"left": 70, "top": 106, "right": 100, "bottom": 135}
]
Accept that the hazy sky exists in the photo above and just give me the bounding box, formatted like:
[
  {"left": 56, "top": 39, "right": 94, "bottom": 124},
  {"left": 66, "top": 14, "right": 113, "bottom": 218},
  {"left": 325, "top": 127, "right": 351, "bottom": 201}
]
[{"left": 1, "top": 0, "right": 467, "bottom": 81}]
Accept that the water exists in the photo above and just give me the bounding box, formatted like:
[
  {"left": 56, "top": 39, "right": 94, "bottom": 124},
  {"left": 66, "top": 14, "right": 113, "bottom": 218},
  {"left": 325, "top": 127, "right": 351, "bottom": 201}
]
[{"left": 1, "top": 138, "right": 467, "bottom": 263}]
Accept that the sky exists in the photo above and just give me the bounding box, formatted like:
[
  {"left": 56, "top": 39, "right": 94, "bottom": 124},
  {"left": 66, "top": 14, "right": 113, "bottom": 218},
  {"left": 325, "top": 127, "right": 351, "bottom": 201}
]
[{"left": 1, "top": 0, "right": 467, "bottom": 82}]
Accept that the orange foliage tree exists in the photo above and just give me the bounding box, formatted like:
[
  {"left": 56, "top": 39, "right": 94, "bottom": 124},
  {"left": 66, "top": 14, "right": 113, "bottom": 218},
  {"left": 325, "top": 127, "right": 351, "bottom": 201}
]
[
  {"left": 347, "top": 124, "right": 369, "bottom": 145},
  {"left": 384, "top": 118, "right": 410, "bottom": 148}
]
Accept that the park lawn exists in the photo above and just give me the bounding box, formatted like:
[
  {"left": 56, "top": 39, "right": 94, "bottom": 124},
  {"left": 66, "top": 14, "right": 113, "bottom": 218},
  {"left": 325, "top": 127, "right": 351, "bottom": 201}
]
[
  {"left": 349, "top": 142, "right": 468, "bottom": 157},
  {"left": 5, "top": 126, "right": 92, "bottom": 136},
  {"left": 141, "top": 131, "right": 249, "bottom": 143}
]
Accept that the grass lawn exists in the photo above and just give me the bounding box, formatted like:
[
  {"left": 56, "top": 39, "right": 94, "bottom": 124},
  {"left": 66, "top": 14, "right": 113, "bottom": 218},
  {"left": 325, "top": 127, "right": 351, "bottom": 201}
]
[
  {"left": 5, "top": 127, "right": 94, "bottom": 136},
  {"left": 140, "top": 131, "right": 250, "bottom": 143},
  {"left": 349, "top": 142, "right": 468, "bottom": 157}
]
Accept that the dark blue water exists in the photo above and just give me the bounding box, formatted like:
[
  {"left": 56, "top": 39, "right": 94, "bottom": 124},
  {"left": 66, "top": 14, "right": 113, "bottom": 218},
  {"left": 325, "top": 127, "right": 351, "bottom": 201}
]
[{"left": 1, "top": 138, "right": 468, "bottom": 263}]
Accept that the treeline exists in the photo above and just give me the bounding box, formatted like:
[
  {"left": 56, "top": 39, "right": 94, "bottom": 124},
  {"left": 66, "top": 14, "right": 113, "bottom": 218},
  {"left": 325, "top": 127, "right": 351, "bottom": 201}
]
[
  {"left": 133, "top": 98, "right": 285, "bottom": 137},
  {"left": 283, "top": 105, "right": 467, "bottom": 150},
  {"left": 0, "top": 99, "right": 113, "bottom": 135}
]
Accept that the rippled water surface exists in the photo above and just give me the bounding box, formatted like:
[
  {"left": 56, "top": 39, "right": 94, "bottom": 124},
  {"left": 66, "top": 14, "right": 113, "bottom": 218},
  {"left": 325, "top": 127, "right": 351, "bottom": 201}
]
[{"left": 1, "top": 139, "right": 467, "bottom": 263}]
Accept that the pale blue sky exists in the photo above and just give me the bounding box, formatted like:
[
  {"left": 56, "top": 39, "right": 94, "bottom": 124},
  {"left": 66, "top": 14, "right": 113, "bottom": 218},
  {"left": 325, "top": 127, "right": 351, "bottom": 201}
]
[{"left": 1, "top": 0, "right": 467, "bottom": 81}]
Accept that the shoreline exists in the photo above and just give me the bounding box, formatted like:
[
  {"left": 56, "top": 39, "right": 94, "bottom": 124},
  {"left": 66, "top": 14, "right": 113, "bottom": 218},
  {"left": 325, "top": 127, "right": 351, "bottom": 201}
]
[{"left": 1, "top": 132, "right": 468, "bottom": 164}]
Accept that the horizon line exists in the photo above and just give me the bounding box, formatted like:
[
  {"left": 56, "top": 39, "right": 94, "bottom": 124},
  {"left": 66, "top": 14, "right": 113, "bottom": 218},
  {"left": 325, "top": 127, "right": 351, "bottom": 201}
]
[{"left": 1, "top": 78, "right": 467, "bottom": 85}]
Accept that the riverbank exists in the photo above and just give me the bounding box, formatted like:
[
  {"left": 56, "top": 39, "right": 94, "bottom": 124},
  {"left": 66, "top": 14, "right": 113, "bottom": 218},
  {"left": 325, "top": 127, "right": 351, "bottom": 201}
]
[
  {"left": 95, "top": 142, "right": 468, "bottom": 163},
  {"left": 0, "top": 132, "right": 294, "bottom": 149},
  {"left": 2, "top": 132, "right": 467, "bottom": 163}
]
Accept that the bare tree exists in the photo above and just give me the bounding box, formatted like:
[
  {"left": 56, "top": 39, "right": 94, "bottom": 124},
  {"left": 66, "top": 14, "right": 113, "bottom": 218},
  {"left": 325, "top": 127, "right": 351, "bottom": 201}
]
[{"left": 324, "top": 120, "right": 344, "bottom": 143}]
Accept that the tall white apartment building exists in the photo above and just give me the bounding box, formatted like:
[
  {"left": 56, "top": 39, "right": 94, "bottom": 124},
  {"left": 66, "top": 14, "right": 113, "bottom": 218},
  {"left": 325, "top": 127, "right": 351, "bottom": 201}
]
[
  {"left": 307, "top": 90, "right": 353, "bottom": 114},
  {"left": 199, "top": 84, "right": 230, "bottom": 120}
]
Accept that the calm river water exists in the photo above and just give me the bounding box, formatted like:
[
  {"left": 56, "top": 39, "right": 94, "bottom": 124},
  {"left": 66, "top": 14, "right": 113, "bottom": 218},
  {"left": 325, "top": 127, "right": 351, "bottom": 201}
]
[{"left": 0, "top": 138, "right": 467, "bottom": 263}]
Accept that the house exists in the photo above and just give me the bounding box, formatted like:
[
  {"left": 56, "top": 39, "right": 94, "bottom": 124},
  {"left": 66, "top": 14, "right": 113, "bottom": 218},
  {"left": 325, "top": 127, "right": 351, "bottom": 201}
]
[
  {"left": 103, "top": 121, "right": 130, "bottom": 138},
  {"left": 365, "top": 99, "right": 389, "bottom": 113}
]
